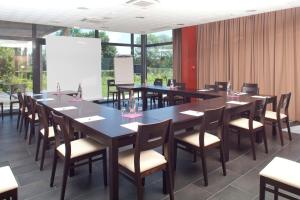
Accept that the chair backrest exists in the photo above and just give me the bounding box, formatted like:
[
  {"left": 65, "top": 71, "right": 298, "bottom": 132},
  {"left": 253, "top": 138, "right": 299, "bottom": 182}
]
[
  {"left": 51, "top": 111, "right": 71, "bottom": 157},
  {"left": 241, "top": 83, "right": 259, "bottom": 95},
  {"left": 277, "top": 92, "right": 291, "bottom": 116},
  {"left": 167, "top": 79, "right": 176, "bottom": 86},
  {"left": 215, "top": 81, "right": 228, "bottom": 91},
  {"left": 175, "top": 82, "right": 185, "bottom": 90},
  {"left": 205, "top": 84, "right": 217, "bottom": 91},
  {"left": 36, "top": 103, "right": 49, "bottom": 136},
  {"left": 107, "top": 79, "right": 116, "bottom": 92},
  {"left": 247, "top": 99, "right": 267, "bottom": 130},
  {"left": 199, "top": 106, "right": 225, "bottom": 147},
  {"left": 154, "top": 78, "right": 163, "bottom": 86},
  {"left": 17, "top": 92, "right": 25, "bottom": 112},
  {"left": 134, "top": 119, "right": 172, "bottom": 173},
  {"left": 26, "top": 95, "right": 37, "bottom": 117},
  {"left": 10, "top": 84, "right": 26, "bottom": 100}
]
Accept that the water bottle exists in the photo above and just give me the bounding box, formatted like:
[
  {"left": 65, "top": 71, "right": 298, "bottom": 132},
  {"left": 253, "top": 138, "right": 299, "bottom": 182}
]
[
  {"left": 170, "top": 79, "right": 174, "bottom": 88},
  {"left": 56, "top": 82, "right": 61, "bottom": 94},
  {"left": 129, "top": 90, "right": 136, "bottom": 113},
  {"left": 227, "top": 81, "right": 231, "bottom": 95},
  {"left": 77, "top": 83, "right": 82, "bottom": 98}
]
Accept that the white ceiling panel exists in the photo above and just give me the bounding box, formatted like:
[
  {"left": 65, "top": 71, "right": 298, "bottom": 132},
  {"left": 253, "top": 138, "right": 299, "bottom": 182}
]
[{"left": 0, "top": 0, "right": 299, "bottom": 33}]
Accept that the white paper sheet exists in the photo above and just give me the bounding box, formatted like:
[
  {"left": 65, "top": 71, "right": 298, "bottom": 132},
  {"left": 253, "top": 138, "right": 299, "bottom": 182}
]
[
  {"left": 180, "top": 110, "right": 204, "bottom": 117},
  {"left": 235, "top": 92, "right": 247, "bottom": 96},
  {"left": 54, "top": 106, "right": 77, "bottom": 111},
  {"left": 226, "top": 101, "right": 248, "bottom": 105},
  {"left": 198, "top": 89, "right": 213, "bottom": 92},
  {"left": 36, "top": 98, "right": 55, "bottom": 102},
  {"left": 251, "top": 95, "right": 270, "bottom": 99},
  {"left": 121, "top": 122, "right": 143, "bottom": 132},
  {"left": 75, "top": 115, "right": 105, "bottom": 123}
]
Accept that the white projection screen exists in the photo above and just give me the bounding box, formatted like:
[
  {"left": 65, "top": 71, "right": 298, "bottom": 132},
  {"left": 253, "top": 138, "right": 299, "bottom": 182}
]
[
  {"left": 114, "top": 56, "right": 134, "bottom": 85},
  {"left": 46, "top": 36, "right": 102, "bottom": 100}
]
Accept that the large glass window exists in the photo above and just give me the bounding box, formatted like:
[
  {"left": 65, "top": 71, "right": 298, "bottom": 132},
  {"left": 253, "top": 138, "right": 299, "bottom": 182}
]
[
  {"left": 103, "top": 31, "right": 131, "bottom": 44},
  {"left": 146, "top": 30, "right": 173, "bottom": 85}
]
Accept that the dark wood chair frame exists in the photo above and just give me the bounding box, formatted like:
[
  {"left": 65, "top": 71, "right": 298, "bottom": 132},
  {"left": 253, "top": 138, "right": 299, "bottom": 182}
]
[
  {"left": 215, "top": 81, "right": 228, "bottom": 91},
  {"left": 16, "top": 92, "right": 26, "bottom": 130},
  {"left": 259, "top": 175, "right": 300, "bottom": 200},
  {"left": 35, "top": 103, "right": 55, "bottom": 170},
  {"left": 147, "top": 78, "right": 163, "bottom": 108},
  {"left": 0, "top": 102, "right": 3, "bottom": 120},
  {"left": 265, "top": 92, "right": 292, "bottom": 146},
  {"left": 24, "top": 95, "right": 39, "bottom": 145},
  {"left": 205, "top": 84, "right": 218, "bottom": 91},
  {"left": 50, "top": 111, "right": 108, "bottom": 200},
  {"left": 107, "top": 79, "right": 118, "bottom": 104},
  {"left": 9, "top": 83, "right": 26, "bottom": 117},
  {"left": 174, "top": 106, "right": 227, "bottom": 186},
  {"left": 0, "top": 188, "right": 18, "bottom": 200},
  {"left": 229, "top": 100, "right": 268, "bottom": 160},
  {"left": 118, "top": 119, "right": 174, "bottom": 200},
  {"left": 241, "top": 83, "right": 259, "bottom": 95}
]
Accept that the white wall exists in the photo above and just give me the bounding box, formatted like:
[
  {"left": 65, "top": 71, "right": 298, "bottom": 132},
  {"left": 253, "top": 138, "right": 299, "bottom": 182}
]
[{"left": 46, "top": 36, "right": 102, "bottom": 100}]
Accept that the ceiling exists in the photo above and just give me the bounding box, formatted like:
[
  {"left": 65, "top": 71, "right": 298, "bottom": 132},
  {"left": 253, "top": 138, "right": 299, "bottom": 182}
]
[{"left": 0, "top": 0, "right": 299, "bottom": 34}]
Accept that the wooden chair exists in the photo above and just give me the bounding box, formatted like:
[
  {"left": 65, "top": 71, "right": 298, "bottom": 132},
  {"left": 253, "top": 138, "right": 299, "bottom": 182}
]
[
  {"left": 0, "top": 102, "right": 3, "bottom": 120},
  {"left": 35, "top": 103, "right": 56, "bottom": 170},
  {"left": 175, "top": 106, "right": 227, "bottom": 186},
  {"left": 107, "top": 79, "right": 118, "bottom": 104},
  {"left": 167, "top": 79, "right": 176, "bottom": 86},
  {"left": 0, "top": 166, "right": 18, "bottom": 200},
  {"left": 259, "top": 157, "right": 300, "bottom": 200},
  {"left": 241, "top": 83, "right": 259, "bottom": 95},
  {"left": 215, "top": 81, "right": 228, "bottom": 91},
  {"left": 16, "top": 92, "right": 27, "bottom": 130},
  {"left": 265, "top": 92, "right": 292, "bottom": 146},
  {"left": 24, "top": 95, "right": 39, "bottom": 144},
  {"left": 118, "top": 119, "right": 174, "bottom": 200},
  {"left": 9, "top": 84, "right": 26, "bottom": 117},
  {"left": 50, "top": 111, "right": 107, "bottom": 200},
  {"left": 205, "top": 84, "right": 218, "bottom": 91},
  {"left": 147, "top": 78, "right": 163, "bottom": 108},
  {"left": 229, "top": 99, "right": 268, "bottom": 160}
]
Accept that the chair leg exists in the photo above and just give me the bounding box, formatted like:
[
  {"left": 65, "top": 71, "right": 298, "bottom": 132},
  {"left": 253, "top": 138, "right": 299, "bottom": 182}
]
[
  {"left": 35, "top": 133, "right": 42, "bottom": 161},
  {"left": 286, "top": 118, "right": 292, "bottom": 141},
  {"left": 166, "top": 167, "right": 174, "bottom": 200},
  {"left": 60, "top": 160, "right": 70, "bottom": 200},
  {"left": 277, "top": 120, "right": 284, "bottom": 146},
  {"left": 193, "top": 149, "right": 197, "bottom": 162},
  {"left": 24, "top": 119, "right": 29, "bottom": 139},
  {"left": 17, "top": 111, "right": 21, "bottom": 129},
  {"left": 1, "top": 103, "right": 3, "bottom": 120},
  {"left": 259, "top": 177, "right": 265, "bottom": 200},
  {"left": 274, "top": 186, "right": 279, "bottom": 200},
  {"left": 249, "top": 133, "right": 256, "bottom": 160},
  {"left": 102, "top": 151, "right": 107, "bottom": 186},
  {"left": 136, "top": 177, "right": 144, "bottom": 200},
  {"left": 200, "top": 149, "right": 208, "bottom": 186},
  {"left": 237, "top": 134, "right": 241, "bottom": 149},
  {"left": 89, "top": 158, "right": 92, "bottom": 174},
  {"left": 28, "top": 122, "right": 35, "bottom": 145},
  {"left": 262, "top": 128, "right": 268, "bottom": 154},
  {"left": 50, "top": 152, "right": 58, "bottom": 187},
  {"left": 19, "top": 115, "right": 24, "bottom": 133},
  {"left": 40, "top": 139, "right": 48, "bottom": 170},
  {"left": 174, "top": 141, "right": 178, "bottom": 171},
  {"left": 162, "top": 171, "right": 167, "bottom": 194},
  {"left": 9, "top": 102, "right": 13, "bottom": 117},
  {"left": 219, "top": 145, "right": 226, "bottom": 176}
]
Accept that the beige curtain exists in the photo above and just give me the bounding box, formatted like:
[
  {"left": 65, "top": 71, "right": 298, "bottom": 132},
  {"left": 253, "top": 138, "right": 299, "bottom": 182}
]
[
  {"left": 196, "top": 7, "right": 300, "bottom": 120},
  {"left": 173, "top": 29, "right": 182, "bottom": 82}
]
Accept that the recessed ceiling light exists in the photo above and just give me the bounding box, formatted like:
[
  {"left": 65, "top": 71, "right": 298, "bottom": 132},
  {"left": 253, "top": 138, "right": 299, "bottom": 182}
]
[
  {"left": 246, "top": 9, "right": 257, "bottom": 13},
  {"left": 135, "top": 16, "right": 145, "bottom": 19},
  {"left": 73, "top": 26, "right": 80, "bottom": 29},
  {"left": 50, "top": 20, "right": 60, "bottom": 24},
  {"left": 77, "top": 6, "right": 89, "bottom": 10},
  {"left": 177, "top": 23, "right": 184, "bottom": 26}
]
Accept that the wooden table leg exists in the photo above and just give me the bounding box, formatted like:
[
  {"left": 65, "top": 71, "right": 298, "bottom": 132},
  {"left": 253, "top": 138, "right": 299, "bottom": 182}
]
[
  {"left": 117, "top": 90, "right": 121, "bottom": 110},
  {"left": 168, "top": 92, "right": 175, "bottom": 106},
  {"left": 109, "top": 141, "right": 119, "bottom": 200},
  {"left": 142, "top": 89, "right": 147, "bottom": 111},
  {"left": 158, "top": 93, "right": 163, "bottom": 108}
]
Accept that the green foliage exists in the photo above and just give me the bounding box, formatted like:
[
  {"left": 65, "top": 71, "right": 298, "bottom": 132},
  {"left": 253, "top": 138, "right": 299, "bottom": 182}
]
[{"left": 0, "top": 47, "right": 15, "bottom": 82}]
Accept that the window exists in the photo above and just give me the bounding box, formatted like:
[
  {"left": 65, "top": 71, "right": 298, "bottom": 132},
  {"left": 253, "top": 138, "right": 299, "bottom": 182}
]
[
  {"left": 147, "top": 30, "right": 172, "bottom": 45},
  {"left": 102, "top": 31, "right": 131, "bottom": 44}
]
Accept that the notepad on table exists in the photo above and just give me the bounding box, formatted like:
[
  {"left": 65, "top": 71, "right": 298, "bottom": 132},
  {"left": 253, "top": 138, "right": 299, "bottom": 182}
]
[
  {"left": 75, "top": 115, "right": 105, "bottom": 123},
  {"left": 198, "top": 89, "right": 213, "bottom": 92},
  {"left": 121, "top": 122, "right": 143, "bottom": 132},
  {"left": 226, "top": 101, "right": 248, "bottom": 105},
  {"left": 36, "top": 98, "right": 54, "bottom": 102},
  {"left": 251, "top": 95, "right": 270, "bottom": 99},
  {"left": 54, "top": 106, "right": 77, "bottom": 111},
  {"left": 180, "top": 110, "right": 204, "bottom": 117},
  {"left": 235, "top": 92, "right": 247, "bottom": 96}
]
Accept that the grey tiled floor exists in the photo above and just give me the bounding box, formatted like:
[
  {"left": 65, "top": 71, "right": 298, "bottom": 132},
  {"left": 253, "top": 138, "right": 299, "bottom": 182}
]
[{"left": 1, "top": 113, "right": 300, "bottom": 200}]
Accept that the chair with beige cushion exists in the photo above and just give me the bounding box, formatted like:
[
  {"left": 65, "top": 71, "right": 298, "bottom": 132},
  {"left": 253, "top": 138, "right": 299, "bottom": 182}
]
[
  {"left": 16, "top": 92, "right": 27, "bottom": 131},
  {"left": 0, "top": 166, "right": 18, "bottom": 200},
  {"left": 175, "top": 106, "right": 226, "bottom": 186},
  {"left": 50, "top": 111, "right": 107, "bottom": 200},
  {"left": 35, "top": 103, "right": 56, "bottom": 170},
  {"left": 229, "top": 99, "right": 268, "bottom": 160},
  {"left": 259, "top": 157, "right": 300, "bottom": 199},
  {"left": 118, "top": 119, "right": 174, "bottom": 200},
  {"left": 265, "top": 92, "right": 292, "bottom": 146},
  {"left": 24, "top": 95, "right": 39, "bottom": 144}
]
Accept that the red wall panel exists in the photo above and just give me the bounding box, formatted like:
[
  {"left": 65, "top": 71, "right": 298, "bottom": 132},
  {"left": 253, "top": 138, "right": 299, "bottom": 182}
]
[{"left": 181, "top": 26, "right": 197, "bottom": 90}]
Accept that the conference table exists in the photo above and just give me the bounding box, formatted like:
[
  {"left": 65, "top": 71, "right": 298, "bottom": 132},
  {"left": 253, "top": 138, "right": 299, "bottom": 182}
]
[{"left": 33, "top": 88, "right": 276, "bottom": 200}]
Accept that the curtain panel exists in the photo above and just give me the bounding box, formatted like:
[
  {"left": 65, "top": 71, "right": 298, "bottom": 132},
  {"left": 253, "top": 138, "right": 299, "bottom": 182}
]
[
  {"left": 173, "top": 28, "right": 182, "bottom": 82},
  {"left": 196, "top": 8, "right": 300, "bottom": 120}
]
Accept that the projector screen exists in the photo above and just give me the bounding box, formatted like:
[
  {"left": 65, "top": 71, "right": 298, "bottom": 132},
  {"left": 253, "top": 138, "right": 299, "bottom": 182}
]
[
  {"left": 46, "top": 36, "right": 102, "bottom": 100},
  {"left": 114, "top": 56, "right": 134, "bottom": 85}
]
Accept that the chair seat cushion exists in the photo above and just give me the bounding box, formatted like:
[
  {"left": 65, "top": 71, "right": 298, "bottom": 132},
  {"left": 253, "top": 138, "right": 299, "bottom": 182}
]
[
  {"left": 40, "top": 126, "right": 55, "bottom": 138},
  {"left": 118, "top": 149, "right": 167, "bottom": 173},
  {"left": 265, "top": 110, "right": 287, "bottom": 120},
  {"left": 0, "top": 166, "right": 18, "bottom": 193},
  {"left": 19, "top": 107, "right": 28, "bottom": 113},
  {"left": 260, "top": 157, "right": 300, "bottom": 189},
  {"left": 28, "top": 114, "right": 39, "bottom": 120},
  {"left": 176, "top": 131, "right": 220, "bottom": 147},
  {"left": 229, "top": 118, "right": 263, "bottom": 130},
  {"left": 57, "top": 138, "right": 106, "bottom": 159}
]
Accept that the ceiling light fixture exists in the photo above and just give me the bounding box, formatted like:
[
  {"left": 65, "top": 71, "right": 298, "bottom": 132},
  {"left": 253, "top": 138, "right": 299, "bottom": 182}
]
[
  {"left": 177, "top": 23, "right": 184, "bottom": 26},
  {"left": 135, "top": 16, "right": 145, "bottom": 19},
  {"left": 77, "top": 6, "right": 89, "bottom": 10},
  {"left": 246, "top": 9, "right": 257, "bottom": 13}
]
